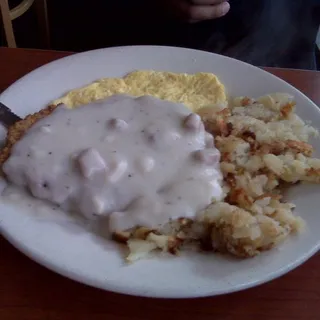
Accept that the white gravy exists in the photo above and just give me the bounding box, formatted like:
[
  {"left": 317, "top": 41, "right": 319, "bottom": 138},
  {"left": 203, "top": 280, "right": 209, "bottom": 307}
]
[{"left": 3, "top": 95, "right": 223, "bottom": 231}]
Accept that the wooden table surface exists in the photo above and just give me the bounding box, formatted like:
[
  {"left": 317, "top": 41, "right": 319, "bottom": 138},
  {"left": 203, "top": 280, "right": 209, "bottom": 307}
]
[{"left": 0, "top": 47, "right": 320, "bottom": 320}]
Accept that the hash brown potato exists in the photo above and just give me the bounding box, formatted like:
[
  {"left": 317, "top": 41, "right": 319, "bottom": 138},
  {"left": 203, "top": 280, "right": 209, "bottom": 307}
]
[{"left": 115, "top": 93, "right": 320, "bottom": 262}]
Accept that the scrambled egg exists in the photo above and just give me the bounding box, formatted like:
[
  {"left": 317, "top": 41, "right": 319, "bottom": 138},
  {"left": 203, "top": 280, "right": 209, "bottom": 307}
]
[{"left": 52, "top": 70, "right": 227, "bottom": 112}]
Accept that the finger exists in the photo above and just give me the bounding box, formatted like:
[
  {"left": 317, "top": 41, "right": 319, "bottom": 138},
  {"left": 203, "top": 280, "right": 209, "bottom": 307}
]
[
  {"left": 189, "top": 0, "right": 227, "bottom": 5},
  {"left": 184, "top": 2, "right": 230, "bottom": 21}
]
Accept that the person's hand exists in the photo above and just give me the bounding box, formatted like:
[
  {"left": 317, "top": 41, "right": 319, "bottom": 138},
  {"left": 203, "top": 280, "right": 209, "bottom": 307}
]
[{"left": 161, "top": 0, "right": 231, "bottom": 23}]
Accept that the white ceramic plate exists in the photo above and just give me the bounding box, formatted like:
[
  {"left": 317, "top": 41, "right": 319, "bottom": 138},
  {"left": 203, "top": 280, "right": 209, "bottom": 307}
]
[{"left": 0, "top": 46, "right": 320, "bottom": 298}]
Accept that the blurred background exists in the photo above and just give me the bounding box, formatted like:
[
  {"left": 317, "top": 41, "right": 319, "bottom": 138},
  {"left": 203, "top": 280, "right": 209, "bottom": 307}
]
[
  {"left": 1, "top": 0, "right": 320, "bottom": 69},
  {"left": 0, "top": 0, "right": 175, "bottom": 51}
]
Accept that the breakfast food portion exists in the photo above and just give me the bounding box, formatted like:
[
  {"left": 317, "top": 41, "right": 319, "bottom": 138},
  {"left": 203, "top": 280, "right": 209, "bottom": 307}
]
[
  {"left": 52, "top": 70, "right": 227, "bottom": 112},
  {"left": 1, "top": 94, "right": 223, "bottom": 232},
  {"left": 1, "top": 70, "right": 319, "bottom": 263}
]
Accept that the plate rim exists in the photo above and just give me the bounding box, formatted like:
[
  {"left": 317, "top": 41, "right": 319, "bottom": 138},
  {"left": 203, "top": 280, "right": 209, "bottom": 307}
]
[
  {"left": 1, "top": 45, "right": 319, "bottom": 112},
  {"left": 2, "top": 219, "right": 319, "bottom": 298}
]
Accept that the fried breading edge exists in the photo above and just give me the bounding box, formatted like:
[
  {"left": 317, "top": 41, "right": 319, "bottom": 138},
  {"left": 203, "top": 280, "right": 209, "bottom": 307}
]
[{"left": 0, "top": 104, "right": 58, "bottom": 175}]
